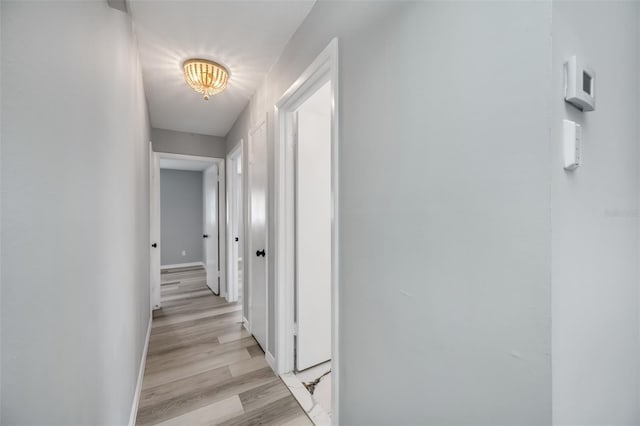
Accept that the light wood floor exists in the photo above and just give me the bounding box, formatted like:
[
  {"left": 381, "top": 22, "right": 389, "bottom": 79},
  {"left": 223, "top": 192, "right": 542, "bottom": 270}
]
[{"left": 135, "top": 266, "right": 312, "bottom": 426}]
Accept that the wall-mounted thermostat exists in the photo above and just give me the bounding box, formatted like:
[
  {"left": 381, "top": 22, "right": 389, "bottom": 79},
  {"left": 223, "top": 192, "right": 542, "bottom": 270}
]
[
  {"left": 563, "top": 119, "right": 581, "bottom": 171},
  {"left": 564, "top": 55, "right": 595, "bottom": 111}
]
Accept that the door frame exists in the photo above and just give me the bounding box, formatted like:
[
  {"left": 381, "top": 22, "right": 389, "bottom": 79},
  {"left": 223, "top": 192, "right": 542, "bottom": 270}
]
[
  {"left": 247, "top": 118, "right": 269, "bottom": 357},
  {"left": 226, "top": 140, "right": 243, "bottom": 303},
  {"left": 150, "top": 151, "right": 226, "bottom": 301},
  {"left": 273, "top": 38, "right": 340, "bottom": 421},
  {"left": 149, "top": 143, "right": 161, "bottom": 310}
]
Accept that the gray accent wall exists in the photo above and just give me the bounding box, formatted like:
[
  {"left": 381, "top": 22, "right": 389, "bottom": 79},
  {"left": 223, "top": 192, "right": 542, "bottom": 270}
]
[
  {"left": 1, "top": 1, "right": 151, "bottom": 424},
  {"left": 226, "top": 2, "right": 553, "bottom": 424},
  {"left": 152, "top": 128, "right": 226, "bottom": 158},
  {"left": 160, "top": 170, "right": 204, "bottom": 265}
]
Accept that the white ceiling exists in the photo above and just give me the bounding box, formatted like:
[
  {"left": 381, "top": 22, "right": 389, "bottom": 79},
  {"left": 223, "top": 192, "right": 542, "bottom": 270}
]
[
  {"left": 129, "top": 0, "right": 315, "bottom": 137},
  {"left": 160, "top": 158, "right": 215, "bottom": 171}
]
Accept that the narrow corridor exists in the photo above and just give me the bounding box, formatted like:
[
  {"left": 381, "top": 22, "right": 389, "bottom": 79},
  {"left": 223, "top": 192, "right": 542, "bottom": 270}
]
[
  {"left": 5, "top": 2, "right": 640, "bottom": 424},
  {"left": 135, "top": 266, "right": 311, "bottom": 425}
]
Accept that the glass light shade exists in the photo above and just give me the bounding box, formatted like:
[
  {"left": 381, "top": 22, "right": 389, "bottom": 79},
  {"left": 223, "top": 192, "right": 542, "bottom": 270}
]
[{"left": 183, "top": 59, "right": 229, "bottom": 100}]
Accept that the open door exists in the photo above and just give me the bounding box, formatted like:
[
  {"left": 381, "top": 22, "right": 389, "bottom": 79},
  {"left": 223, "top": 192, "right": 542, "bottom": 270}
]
[
  {"left": 295, "top": 82, "right": 332, "bottom": 371},
  {"left": 149, "top": 144, "right": 161, "bottom": 310},
  {"left": 249, "top": 121, "right": 268, "bottom": 350},
  {"left": 204, "top": 164, "right": 219, "bottom": 294}
]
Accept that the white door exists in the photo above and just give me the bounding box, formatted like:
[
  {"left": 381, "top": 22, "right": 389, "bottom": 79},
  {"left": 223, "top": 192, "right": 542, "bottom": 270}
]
[
  {"left": 249, "top": 122, "right": 268, "bottom": 350},
  {"left": 204, "top": 164, "right": 219, "bottom": 293},
  {"left": 295, "top": 83, "right": 332, "bottom": 370},
  {"left": 226, "top": 150, "right": 243, "bottom": 303},
  {"left": 149, "top": 145, "right": 161, "bottom": 310}
]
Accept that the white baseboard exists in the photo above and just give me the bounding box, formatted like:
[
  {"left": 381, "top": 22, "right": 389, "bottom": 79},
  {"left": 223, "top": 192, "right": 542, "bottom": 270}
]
[
  {"left": 265, "top": 351, "right": 277, "bottom": 373},
  {"left": 160, "top": 261, "right": 204, "bottom": 269},
  {"left": 129, "top": 316, "right": 152, "bottom": 426},
  {"left": 242, "top": 316, "right": 250, "bottom": 332}
]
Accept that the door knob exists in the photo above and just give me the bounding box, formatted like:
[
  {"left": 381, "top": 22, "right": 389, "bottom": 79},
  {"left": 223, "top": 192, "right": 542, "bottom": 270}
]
[
  {"left": 203, "top": 234, "right": 209, "bottom": 238},
  {"left": 235, "top": 237, "right": 239, "bottom": 242},
  {"left": 256, "top": 249, "right": 265, "bottom": 257},
  {"left": 151, "top": 243, "right": 157, "bottom": 248}
]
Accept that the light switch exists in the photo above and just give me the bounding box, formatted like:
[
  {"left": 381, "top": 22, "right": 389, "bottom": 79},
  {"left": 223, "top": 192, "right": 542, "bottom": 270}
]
[{"left": 563, "top": 119, "right": 581, "bottom": 171}]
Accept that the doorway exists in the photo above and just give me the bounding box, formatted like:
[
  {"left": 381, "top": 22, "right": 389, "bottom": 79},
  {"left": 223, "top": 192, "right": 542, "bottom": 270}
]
[
  {"left": 274, "top": 39, "right": 339, "bottom": 423},
  {"left": 149, "top": 152, "right": 226, "bottom": 308},
  {"left": 295, "top": 81, "right": 332, "bottom": 373},
  {"left": 226, "top": 141, "right": 244, "bottom": 307}
]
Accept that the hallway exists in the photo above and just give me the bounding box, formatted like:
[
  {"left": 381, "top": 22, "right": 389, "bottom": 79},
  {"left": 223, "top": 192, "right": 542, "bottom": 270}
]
[
  {"left": 135, "top": 267, "right": 311, "bottom": 426},
  {"left": 4, "top": 1, "right": 640, "bottom": 424}
]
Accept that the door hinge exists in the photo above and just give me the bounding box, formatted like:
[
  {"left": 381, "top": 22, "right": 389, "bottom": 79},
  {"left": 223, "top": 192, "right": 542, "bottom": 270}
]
[{"left": 293, "top": 323, "right": 299, "bottom": 336}]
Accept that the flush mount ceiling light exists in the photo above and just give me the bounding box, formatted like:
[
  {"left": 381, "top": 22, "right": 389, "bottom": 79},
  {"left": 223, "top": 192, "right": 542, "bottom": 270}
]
[{"left": 183, "top": 59, "right": 229, "bottom": 100}]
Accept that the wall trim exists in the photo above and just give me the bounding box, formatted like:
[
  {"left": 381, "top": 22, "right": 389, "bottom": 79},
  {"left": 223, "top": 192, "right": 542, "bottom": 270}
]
[
  {"left": 265, "top": 351, "right": 277, "bottom": 373},
  {"left": 242, "top": 316, "right": 251, "bottom": 332},
  {"left": 128, "top": 316, "right": 152, "bottom": 426},
  {"left": 160, "top": 261, "right": 204, "bottom": 270}
]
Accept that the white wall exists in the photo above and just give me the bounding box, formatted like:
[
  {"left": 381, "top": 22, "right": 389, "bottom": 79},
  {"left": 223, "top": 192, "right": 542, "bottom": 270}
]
[
  {"left": 226, "top": 2, "right": 553, "bottom": 424},
  {"left": 1, "top": 1, "right": 151, "bottom": 424},
  {"left": 551, "top": 2, "right": 640, "bottom": 424}
]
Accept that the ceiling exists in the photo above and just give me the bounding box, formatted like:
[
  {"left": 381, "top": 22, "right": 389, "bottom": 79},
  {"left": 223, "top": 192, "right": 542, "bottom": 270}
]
[
  {"left": 129, "top": 0, "right": 315, "bottom": 137},
  {"left": 160, "top": 157, "right": 215, "bottom": 171}
]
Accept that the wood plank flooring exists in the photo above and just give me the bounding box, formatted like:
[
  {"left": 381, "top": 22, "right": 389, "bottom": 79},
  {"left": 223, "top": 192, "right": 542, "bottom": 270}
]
[{"left": 135, "top": 266, "right": 312, "bottom": 426}]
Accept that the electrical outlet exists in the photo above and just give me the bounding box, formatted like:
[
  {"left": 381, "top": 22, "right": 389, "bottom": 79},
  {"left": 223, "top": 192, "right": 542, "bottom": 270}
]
[{"left": 181, "top": 250, "right": 186, "bottom": 257}]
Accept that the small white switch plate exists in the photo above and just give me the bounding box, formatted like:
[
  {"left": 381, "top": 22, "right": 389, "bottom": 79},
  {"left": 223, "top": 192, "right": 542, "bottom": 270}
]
[
  {"left": 181, "top": 250, "right": 186, "bottom": 256},
  {"left": 563, "top": 119, "right": 581, "bottom": 171}
]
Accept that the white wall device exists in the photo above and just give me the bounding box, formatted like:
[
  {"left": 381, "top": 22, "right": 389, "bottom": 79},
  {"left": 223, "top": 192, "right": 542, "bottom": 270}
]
[
  {"left": 564, "top": 55, "right": 595, "bottom": 111},
  {"left": 563, "top": 119, "right": 581, "bottom": 170}
]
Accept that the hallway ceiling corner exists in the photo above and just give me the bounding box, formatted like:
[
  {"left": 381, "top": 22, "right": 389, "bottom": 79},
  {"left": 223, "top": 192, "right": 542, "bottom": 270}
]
[{"left": 129, "top": 0, "right": 316, "bottom": 137}]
